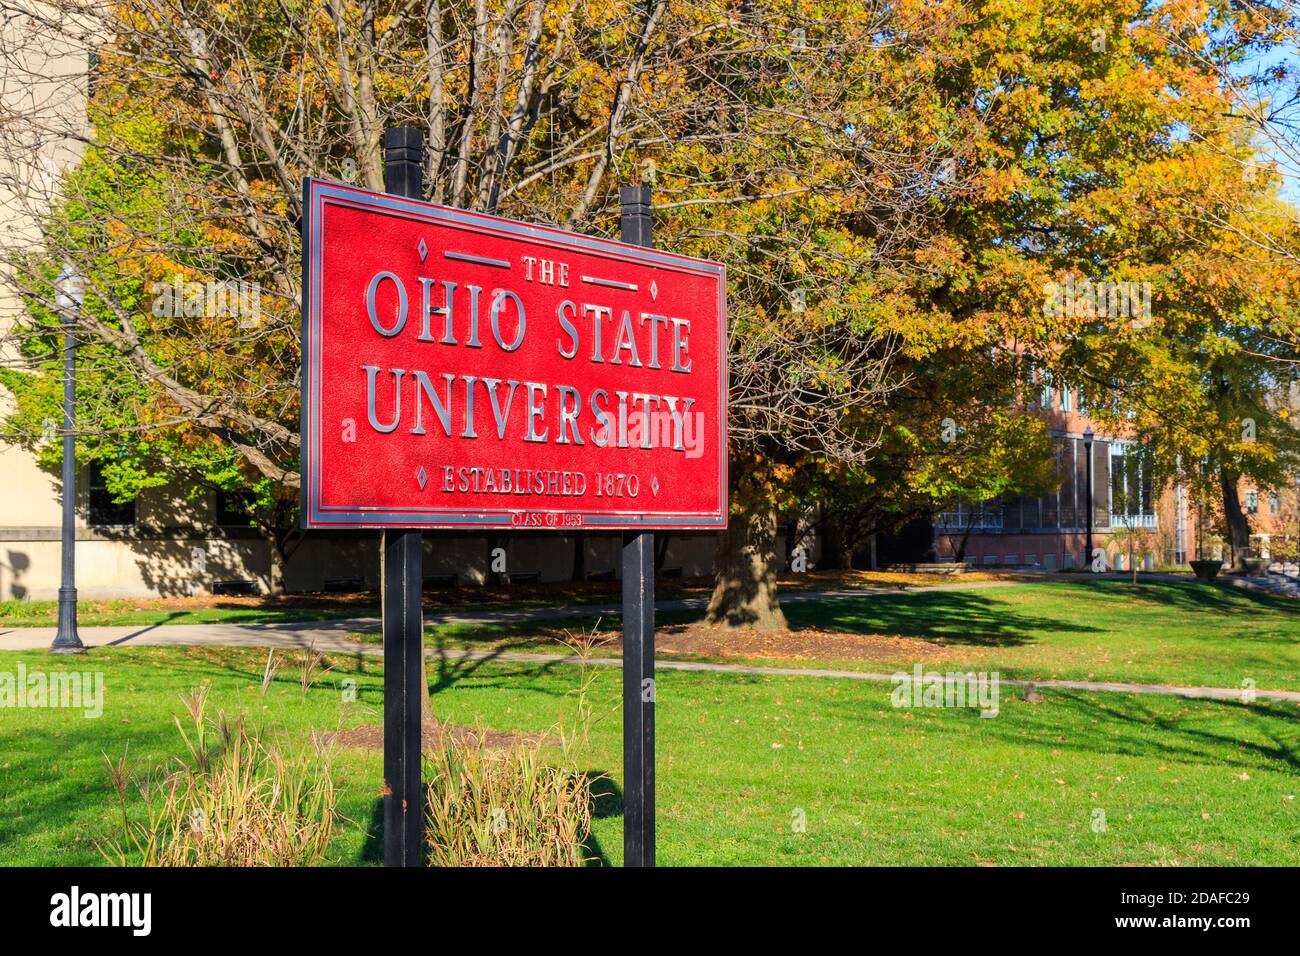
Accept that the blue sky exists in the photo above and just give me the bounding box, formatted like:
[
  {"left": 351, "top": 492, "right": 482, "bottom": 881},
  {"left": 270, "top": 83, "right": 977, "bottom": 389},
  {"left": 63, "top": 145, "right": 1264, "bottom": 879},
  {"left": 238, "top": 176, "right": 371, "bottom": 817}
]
[{"left": 1245, "top": 44, "right": 1300, "bottom": 203}]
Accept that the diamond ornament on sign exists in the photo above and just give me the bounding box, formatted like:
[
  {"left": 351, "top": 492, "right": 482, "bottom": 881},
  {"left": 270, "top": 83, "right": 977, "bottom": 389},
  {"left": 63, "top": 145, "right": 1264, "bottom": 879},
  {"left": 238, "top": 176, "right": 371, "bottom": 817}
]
[
  {"left": 417, "top": 238, "right": 428, "bottom": 262},
  {"left": 417, "top": 466, "right": 428, "bottom": 490}
]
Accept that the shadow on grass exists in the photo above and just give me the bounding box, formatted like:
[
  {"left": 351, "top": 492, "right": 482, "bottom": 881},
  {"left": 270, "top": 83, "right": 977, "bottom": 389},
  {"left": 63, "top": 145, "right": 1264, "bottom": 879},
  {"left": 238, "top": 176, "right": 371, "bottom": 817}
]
[
  {"left": 424, "top": 626, "right": 614, "bottom": 701},
  {"left": 361, "top": 797, "right": 385, "bottom": 864},
  {"left": 1050, "top": 576, "right": 1300, "bottom": 621},
  {"left": 79, "top": 645, "right": 389, "bottom": 709},
  {"left": 584, "top": 771, "right": 620, "bottom": 867},
  {"left": 982, "top": 691, "right": 1300, "bottom": 774},
  {"left": 784, "top": 588, "right": 1097, "bottom": 647}
]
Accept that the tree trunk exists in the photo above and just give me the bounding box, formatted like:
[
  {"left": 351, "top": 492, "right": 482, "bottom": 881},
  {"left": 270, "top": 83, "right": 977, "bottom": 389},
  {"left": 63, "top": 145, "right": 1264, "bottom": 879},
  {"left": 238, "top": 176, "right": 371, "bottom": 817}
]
[
  {"left": 655, "top": 531, "right": 672, "bottom": 573},
  {"left": 820, "top": 520, "right": 844, "bottom": 570},
  {"left": 1219, "top": 466, "right": 1251, "bottom": 571},
  {"left": 705, "top": 500, "right": 788, "bottom": 631},
  {"left": 954, "top": 521, "right": 976, "bottom": 563},
  {"left": 267, "top": 532, "right": 286, "bottom": 595}
]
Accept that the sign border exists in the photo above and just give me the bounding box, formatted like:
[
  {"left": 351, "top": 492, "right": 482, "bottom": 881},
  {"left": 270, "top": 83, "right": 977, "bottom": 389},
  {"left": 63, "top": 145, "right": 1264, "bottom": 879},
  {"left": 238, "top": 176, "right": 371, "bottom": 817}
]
[{"left": 300, "top": 178, "right": 728, "bottom": 530}]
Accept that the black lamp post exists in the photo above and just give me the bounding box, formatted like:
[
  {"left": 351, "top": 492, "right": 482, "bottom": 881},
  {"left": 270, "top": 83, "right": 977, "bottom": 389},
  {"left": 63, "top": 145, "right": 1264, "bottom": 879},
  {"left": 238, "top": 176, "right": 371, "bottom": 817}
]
[
  {"left": 1083, "top": 426, "right": 1094, "bottom": 569},
  {"left": 49, "top": 263, "right": 85, "bottom": 655}
]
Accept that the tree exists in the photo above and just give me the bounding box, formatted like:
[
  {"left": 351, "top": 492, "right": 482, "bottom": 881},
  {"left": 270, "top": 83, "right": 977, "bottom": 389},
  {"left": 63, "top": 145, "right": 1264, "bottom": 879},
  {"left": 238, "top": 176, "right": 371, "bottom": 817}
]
[
  {"left": 0, "top": 0, "right": 995, "bottom": 632},
  {"left": 1052, "top": 124, "right": 1300, "bottom": 570},
  {"left": 5, "top": 0, "right": 1296, "bottom": 619}
]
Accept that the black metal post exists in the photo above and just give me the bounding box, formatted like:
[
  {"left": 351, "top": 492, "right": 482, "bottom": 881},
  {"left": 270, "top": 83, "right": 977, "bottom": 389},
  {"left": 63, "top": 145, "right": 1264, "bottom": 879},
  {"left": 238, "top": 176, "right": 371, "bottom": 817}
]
[
  {"left": 1196, "top": 457, "right": 1205, "bottom": 562},
  {"left": 1197, "top": 497, "right": 1204, "bottom": 562},
  {"left": 50, "top": 271, "right": 84, "bottom": 655},
  {"left": 620, "top": 185, "right": 655, "bottom": 867},
  {"left": 382, "top": 127, "right": 425, "bottom": 867},
  {"left": 382, "top": 527, "right": 423, "bottom": 866},
  {"left": 1083, "top": 429, "right": 1094, "bottom": 569}
]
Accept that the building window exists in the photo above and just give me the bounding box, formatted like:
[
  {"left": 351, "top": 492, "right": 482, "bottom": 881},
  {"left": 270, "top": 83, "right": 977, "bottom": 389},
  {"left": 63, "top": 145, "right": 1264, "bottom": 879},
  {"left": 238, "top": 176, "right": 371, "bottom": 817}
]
[
  {"left": 88, "top": 462, "right": 136, "bottom": 527},
  {"left": 1109, "top": 443, "right": 1155, "bottom": 528},
  {"left": 1270, "top": 492, "right": 1280, "bottom": 516},
  {"left": 1060, "top": 385, "right": 1072, "bottom": 413},
  {"left": 216, "top": 490, "right": 257, "bottom": 527},
  {"left": 938, "top": 495, "right": 1004, "bottom": 531},
  {"left": 1040, "top": 374, "right": 1054, "bottom": 409},
  {"left": 1246, "top": 490, "right": 1258, "bottom": 516}
]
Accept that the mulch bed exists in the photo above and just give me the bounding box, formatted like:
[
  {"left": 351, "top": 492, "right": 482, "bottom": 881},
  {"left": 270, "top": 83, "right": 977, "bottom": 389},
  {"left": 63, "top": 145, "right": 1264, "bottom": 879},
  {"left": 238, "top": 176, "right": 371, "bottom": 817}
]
[
  {"left": 67, "top": 569, "right": 1061, "bottom": 618},
  {"left": 317, "top": 721, "right": 549, "bottom": 753},
  {"left": 583, "top": 621, "right": 967, "bottom": 664}
]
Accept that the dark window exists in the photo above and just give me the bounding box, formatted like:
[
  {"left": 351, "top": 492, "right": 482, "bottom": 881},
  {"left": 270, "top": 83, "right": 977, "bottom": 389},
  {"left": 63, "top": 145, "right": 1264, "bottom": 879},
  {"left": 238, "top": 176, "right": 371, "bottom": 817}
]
[
  {"left": 1246, "top": 490, "right": 1258, "bottom": 516},
  {"left": 88, "top": 462, "right": 135, "bottom": 527},
  {"left": 1059, "top": 438, "right": 1077, "bottom": 527},
  {"left": 1270, "top": 492, "right": 1280, "bottom": 516},
  {"left": 1109, "top": 444, "right": 1153, "bottom": 518},
  {"left": 1093, "top": 439, "right": 1110, "bottom": 528},
  {"left": 216, "top": 490, "right": 257, "bottom": 526}
]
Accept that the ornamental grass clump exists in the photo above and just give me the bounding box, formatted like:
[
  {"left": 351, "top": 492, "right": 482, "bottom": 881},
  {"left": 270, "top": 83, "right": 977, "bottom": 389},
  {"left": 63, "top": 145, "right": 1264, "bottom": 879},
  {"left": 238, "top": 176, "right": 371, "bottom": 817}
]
[
  {"left": 100, "top": 684, "right": 337, "bottom": 866},
  {"left": 423, "top": 627, "right": 605, "bottom": 867},
  {"left": 423, "top": 735, "right": 594, "bottom": 866}
]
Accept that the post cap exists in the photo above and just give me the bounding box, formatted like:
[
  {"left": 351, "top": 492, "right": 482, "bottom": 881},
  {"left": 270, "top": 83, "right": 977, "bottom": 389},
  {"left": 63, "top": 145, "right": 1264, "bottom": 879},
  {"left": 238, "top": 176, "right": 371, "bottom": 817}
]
[
  {"left": 619, "top": 184, "right": 652, "bottom": 207},
  {"left": 384, "top": 127, "right": 424, "bottom": 162}
]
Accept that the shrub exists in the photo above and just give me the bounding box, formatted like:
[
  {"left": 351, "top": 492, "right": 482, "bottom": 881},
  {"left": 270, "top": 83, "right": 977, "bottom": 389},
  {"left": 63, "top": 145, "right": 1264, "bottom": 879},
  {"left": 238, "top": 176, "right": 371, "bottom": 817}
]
[{"left": 100, "top": 684, "right": 337, "bottom": 866}]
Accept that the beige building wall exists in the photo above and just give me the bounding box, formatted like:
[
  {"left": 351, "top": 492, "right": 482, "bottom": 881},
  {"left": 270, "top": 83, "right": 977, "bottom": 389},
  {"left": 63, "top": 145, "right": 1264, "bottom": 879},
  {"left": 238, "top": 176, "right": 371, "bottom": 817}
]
[{"left": 1, "top": 6, "right": 90, "bottom": 597}]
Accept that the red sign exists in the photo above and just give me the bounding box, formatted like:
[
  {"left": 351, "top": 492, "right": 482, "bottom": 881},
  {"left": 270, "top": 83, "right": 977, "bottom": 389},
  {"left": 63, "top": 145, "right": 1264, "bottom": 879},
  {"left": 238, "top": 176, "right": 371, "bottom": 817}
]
[{"left": 301, "top": 179, "right": 727, "bottom": 530}]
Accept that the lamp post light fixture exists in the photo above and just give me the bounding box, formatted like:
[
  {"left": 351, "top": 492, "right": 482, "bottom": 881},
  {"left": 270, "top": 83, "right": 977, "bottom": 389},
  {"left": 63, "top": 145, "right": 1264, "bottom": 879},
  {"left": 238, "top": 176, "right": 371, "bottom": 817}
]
[
  {"left": 1082, "top": 426, "right": 1094, "bottom": 570},
  {"left": 49, "top": 263, "right": 85, "bottom": 655}
]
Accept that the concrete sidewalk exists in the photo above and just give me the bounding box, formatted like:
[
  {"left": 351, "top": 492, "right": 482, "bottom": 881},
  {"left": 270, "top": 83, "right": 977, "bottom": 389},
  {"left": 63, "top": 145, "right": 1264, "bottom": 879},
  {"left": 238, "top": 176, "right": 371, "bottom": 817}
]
[
  {"left": 0, "top": 578, "right": 1026, "bottom": 651},
  {"left": 4, "top": 625, "right": 1293, "bottom": 704},
  {"left": 2, "top": 592, "right": 1297, "bottom": 705}
]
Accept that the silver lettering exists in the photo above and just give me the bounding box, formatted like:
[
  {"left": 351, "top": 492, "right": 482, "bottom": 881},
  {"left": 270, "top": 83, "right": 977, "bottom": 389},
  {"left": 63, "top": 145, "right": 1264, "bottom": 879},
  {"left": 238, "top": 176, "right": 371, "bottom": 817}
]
[
  {"left": 556, "top": 300, "right": 579, "bottom": 359},
  {"left": 412, "top": 371, "right": 454, "bottom": 436},
  {"left": 363, "top": 365, "right": 404, "bottom": 432},
  {"left": 557, "top": 385, "right": 583, "bottom": 445},
  {"left": 366, "top": 272, "right": 407, "bottom": 336},
  {"left": 490, "top": 289, "right": 526, "bottom": 351}
]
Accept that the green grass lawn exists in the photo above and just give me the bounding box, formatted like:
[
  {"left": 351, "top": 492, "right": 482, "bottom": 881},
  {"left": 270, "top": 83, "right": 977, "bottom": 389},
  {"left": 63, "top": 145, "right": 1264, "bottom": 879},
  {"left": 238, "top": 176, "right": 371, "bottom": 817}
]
[
  {"left": 788, "top": 578, "right": 1300, "bottom": 690},
  {"left": 1, "top": 645, "right": 1296, "bottom": 866},
  {"left": 390, "top": 578, "right": 1300, "bottom": 692},
  {"left": 0, "top": 599, "right": 369, "bottom": 628}
]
